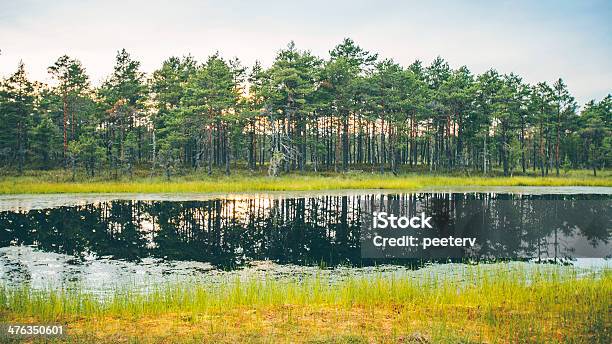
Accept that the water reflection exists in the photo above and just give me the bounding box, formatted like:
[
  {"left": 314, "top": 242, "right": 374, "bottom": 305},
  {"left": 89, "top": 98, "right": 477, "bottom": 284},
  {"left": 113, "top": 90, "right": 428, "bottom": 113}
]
[{"left": 0, "top": 193, "right": 610, "bottom": 270}]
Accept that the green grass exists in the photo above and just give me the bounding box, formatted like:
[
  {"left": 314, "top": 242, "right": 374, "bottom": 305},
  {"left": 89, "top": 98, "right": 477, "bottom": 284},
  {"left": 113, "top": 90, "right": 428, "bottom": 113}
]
[
  {"left": 0, "top": 168, "right": 610, "bottom": 194},
  {"left": 1, "top": 264, "right": 610, "bottom": 343}
]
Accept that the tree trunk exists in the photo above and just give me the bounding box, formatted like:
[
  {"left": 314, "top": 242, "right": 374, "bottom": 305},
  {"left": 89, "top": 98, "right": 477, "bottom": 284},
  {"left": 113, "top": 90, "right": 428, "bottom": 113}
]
[
  {"left": 379, "top": 118, "right": 385, "bottom": 174},
  {"left": 521, "top": 116, "right": 526, "bottom": 174},
  {"left": 342, "top": 115, "right": 349, "bottom": 171},
  {"left": 225, "top": 124, "right": 231, "bottom": 176},
  {"left": 555, "top": 108, "right": 561, "bottom": 176},
  {"left": 63, "top": 91, "right": 68, "bottom": 168},
  {"left": 207, "top": 126, "right": 213, "bottom": 176}
]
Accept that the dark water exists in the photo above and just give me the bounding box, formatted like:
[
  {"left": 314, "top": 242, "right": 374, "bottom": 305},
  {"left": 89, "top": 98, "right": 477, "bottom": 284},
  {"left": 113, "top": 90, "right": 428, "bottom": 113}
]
[{"left": 1, "top": 193, "right": 610, "bottom": 270}]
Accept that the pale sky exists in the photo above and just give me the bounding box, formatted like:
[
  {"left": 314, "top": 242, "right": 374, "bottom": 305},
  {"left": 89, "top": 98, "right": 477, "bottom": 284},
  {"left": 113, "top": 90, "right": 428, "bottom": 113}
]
[{"left": 1, "top": 0, "right": 610, "bottom": 105}]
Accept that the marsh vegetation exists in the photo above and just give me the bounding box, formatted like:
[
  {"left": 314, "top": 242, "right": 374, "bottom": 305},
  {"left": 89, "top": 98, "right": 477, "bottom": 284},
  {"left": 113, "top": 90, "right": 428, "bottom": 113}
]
[
  {"left": 1, "top": 265, "right": 610, "bottom": 343},
  {"left": 0, "top": 191, "right": 610, "bottom": 342}
]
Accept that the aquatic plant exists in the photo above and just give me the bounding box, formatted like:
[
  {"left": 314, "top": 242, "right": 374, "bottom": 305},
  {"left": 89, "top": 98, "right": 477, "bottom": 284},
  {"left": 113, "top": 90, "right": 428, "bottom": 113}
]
[{"left": 0, "top": 264, "right": 609, "bottom": 343}]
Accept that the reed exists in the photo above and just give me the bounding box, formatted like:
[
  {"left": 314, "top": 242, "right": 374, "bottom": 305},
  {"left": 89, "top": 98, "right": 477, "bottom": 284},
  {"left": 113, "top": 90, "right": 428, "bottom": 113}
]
[{"left": 1, "top": 264, "right": 609, "bottom": 343}]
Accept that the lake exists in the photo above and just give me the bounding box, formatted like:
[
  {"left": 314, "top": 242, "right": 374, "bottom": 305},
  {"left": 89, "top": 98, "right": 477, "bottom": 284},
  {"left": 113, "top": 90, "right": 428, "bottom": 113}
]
[{"left": 1, "top": 187, "right": 610, "bottom": 292}]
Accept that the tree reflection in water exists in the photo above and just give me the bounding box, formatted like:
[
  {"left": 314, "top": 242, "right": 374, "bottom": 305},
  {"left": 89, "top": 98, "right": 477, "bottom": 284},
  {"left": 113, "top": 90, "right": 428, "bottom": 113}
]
[{"left": 0, "top": 193, "right": 609, "bottom": 269}]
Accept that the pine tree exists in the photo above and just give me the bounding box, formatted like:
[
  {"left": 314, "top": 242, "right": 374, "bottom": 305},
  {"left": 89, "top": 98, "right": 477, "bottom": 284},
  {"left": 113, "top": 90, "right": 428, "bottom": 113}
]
[{"left": 0, "top": 62, "right": 35, "bottom": 174}]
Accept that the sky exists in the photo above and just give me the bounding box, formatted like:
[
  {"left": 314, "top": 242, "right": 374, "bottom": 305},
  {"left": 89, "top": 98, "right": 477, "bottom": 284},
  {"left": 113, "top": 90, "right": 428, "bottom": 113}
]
[{"left": 0, "top": 0, "right": 610, "bottom": 105}]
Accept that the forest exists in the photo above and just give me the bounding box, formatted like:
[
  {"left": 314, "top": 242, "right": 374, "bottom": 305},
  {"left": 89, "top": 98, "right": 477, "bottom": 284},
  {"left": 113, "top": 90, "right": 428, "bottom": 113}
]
[{"left": 0, "top": 38, "right": 610, "bottom": 179}]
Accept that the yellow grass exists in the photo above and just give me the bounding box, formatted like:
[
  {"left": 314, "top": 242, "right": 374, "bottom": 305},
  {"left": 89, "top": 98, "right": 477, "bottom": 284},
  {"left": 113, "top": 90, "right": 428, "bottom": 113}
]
[
  {"left": 1, "top": 265, "right": 610, "bottom": 343},
  {"left": 0, "top": 173, "right": 610, "bottom": 194}
]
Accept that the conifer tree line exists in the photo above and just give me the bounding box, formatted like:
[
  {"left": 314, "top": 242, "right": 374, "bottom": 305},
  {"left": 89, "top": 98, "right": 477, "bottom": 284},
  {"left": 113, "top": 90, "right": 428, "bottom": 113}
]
[{"left": 0, "top": 39, "right": 610, "bottom": 178}]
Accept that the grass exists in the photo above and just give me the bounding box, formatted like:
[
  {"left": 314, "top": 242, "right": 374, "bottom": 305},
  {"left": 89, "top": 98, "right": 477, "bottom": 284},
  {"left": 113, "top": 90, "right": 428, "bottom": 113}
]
[
  {"left": 0, "top": 168, "right": 611, "bottom": 194},
  {"left": 1, "top": 264, "right": 610, "bottom": 343}
]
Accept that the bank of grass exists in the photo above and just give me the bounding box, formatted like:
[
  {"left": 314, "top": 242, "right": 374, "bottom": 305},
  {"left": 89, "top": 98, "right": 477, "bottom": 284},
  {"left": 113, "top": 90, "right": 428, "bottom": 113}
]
[
  {"left": 1, "top": 265, "right": 610, "bottom": 343},
  {"left": 0, "top": 168, "right": 611, "bottom": 194}
]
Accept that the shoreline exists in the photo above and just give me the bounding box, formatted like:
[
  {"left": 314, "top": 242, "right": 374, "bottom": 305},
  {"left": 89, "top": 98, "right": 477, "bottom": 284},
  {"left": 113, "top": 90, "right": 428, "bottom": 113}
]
[
  {"left": 1, "top": 265, "right": 609, "bottom": 343},
  {"left": 1, "top": 185, "right": 610, "bottom": 211},
  {"left": 1, "top": 174, "right": 611, "bottom": 195}
]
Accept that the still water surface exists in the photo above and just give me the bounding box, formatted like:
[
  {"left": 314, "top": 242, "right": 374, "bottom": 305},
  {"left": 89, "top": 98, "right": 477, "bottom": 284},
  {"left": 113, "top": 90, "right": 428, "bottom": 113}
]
[{"left": 0, "top": 187, "right": 610, "bottom": 292}]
